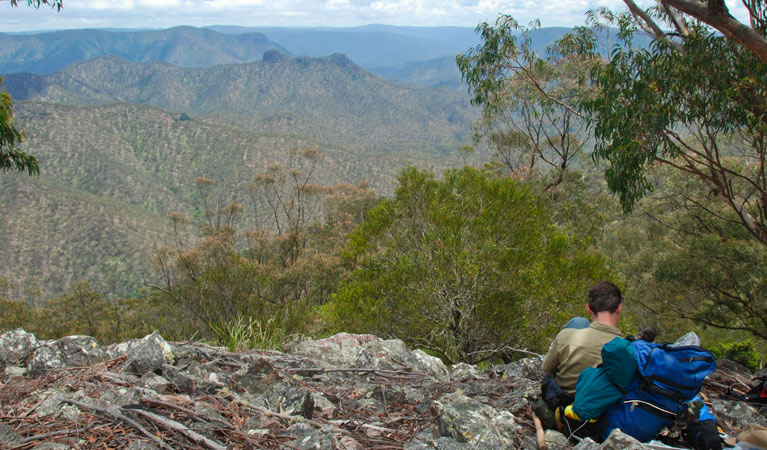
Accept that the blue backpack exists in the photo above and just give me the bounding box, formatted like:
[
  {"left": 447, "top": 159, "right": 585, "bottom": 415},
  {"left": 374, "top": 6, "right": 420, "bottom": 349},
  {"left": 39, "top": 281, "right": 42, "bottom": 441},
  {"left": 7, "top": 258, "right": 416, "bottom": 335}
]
[{"left": 601, "top": 340, "right": 716, "bottom": 442}]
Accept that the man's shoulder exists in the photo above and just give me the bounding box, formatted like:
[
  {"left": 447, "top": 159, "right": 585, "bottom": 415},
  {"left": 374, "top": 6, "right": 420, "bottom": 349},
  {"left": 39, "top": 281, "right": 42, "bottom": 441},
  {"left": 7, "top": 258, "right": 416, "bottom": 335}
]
[{"left": 587, "top": 322, "right": 623, "bottom": 337}]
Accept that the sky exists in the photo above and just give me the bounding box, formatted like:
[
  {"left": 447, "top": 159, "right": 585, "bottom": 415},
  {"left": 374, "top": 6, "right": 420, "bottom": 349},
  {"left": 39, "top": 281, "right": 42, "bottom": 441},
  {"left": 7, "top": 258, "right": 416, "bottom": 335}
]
[{"left": 0, "top": 0, "right": 751, "bottom": 33}]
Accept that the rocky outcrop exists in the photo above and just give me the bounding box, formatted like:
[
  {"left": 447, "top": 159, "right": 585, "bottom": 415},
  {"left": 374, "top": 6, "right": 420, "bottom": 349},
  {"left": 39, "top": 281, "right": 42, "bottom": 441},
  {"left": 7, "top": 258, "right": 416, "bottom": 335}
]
[{"left": 0, "top": 329, "right": 765, "bottom": 449}]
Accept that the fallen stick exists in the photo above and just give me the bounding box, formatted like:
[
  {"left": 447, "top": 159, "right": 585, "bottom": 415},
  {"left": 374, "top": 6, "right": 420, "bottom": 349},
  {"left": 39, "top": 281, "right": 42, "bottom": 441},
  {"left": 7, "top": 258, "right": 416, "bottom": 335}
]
[
  {"left": 59, "top": 398, "right": 174, "bottom": 450},
  {"left": 285, "top": 367, "right": 423, "bottom": 378},
  {"left": 141, "top": 397, "right": 233, "bottom": 429},
  {"left": 10, "top": 425, "right": 98, "bottom": 448},
  {"left": 532, "top": 412, "right": 547, "bottom": 450},
  {"left": 127, "top": 407, "right": 227, "bottom": 450}
]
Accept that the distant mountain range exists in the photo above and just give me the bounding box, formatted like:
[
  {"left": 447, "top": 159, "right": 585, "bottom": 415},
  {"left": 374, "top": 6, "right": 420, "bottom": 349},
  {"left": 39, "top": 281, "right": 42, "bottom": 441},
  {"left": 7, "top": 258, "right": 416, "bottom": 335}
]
[
  {"left": 3, "top": 52, "right": 474, "bottom": 155},
  {"left": 0, "top": 25, "right": 585, "bottom": 88}
]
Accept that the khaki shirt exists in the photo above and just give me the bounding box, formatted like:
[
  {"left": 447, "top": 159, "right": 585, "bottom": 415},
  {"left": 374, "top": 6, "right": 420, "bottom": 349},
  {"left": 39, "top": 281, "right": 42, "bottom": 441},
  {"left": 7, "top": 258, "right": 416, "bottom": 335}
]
[{"left": 541, "top": 322, "right": 622, "bottom": 394}]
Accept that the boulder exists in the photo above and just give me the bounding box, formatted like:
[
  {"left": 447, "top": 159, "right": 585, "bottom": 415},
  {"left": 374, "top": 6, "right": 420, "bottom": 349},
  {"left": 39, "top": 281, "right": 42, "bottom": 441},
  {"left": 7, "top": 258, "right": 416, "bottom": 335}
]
[
  {"left": 431, "top": 391, "right": 519, "bottom": 447},
  {"left": 28, "top": 335, "right": 102, "bottom": 375},
  {"left": 0, "top": 328, "right": 37, "bottom": 369},
  {"left": 120, "top": 331, "right": 174, "bottom": 375},
  {"left": 290, "top": 332, "right": 448, "bottom": 377}
]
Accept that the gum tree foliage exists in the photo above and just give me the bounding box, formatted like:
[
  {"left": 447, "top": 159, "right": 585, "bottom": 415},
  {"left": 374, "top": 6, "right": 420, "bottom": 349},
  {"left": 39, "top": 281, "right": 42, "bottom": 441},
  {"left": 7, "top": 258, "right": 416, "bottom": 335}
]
[
  {"left": 461, "top": 3, "right": 767, "bottom": 340},
  {"left": 580, "top": 3, "right": 767, "bottom": 340},
  {"left": 1, "top": 0, "right": 62, "bottom": 175},
  {"left": 456, "top": 16, "right": 599, "bottom": 188},
  {"left": 585, "top": 5, "right": 767, "bottom": 246},
  {"left": 322, "top": 167, "right": 614, "bottom": 364}
]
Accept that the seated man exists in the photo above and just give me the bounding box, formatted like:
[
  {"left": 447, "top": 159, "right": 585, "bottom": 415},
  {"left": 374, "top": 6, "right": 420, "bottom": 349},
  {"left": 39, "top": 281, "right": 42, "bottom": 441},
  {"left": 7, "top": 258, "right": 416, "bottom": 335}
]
[{"left": 541, "top": 281, "right": 624, "bottom": 401}]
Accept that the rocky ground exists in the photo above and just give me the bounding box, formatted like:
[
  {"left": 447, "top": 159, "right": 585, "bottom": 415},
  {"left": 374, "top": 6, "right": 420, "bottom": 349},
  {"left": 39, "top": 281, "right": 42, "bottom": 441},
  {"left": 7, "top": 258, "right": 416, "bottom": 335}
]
[{"left": 0, "top": 329, "right": 765, "bottom": 449}]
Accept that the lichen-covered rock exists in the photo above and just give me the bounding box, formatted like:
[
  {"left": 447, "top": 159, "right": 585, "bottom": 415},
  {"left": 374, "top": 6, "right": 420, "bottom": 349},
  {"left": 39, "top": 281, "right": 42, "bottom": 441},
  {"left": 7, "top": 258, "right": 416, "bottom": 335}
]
[
  {"left": 282, "top": 423, "right": 336, "bottom": 450},
  {"left": 125, "top": 441, "right": 161, "bottom": 450},
  {"left": 544, "top": 429, "right": 569, "bottom": 448},
  {"left": 0, "top": 423, "right": 21, "bottom": 447},
  {"left": 599, "top": 429, "right": 653, "bottom": 449},
  {"left": 449, "top": 363, "right": 483, "bottom": 381},
  {"left": 404, "top": 434, "right": 472, "bottom": 449},
  {"left": 0, "top": 328, "right": 37, "bottom": 368},
  {"left": 711, "top": 398, "right": 767, "bottom": 429},
  {"left": 411, "top": 349, "right": 449, "bottom": 378},
  {"left": 162, "top": 364, "right": 222, "bottom": 394},
  {"left": 431, "top": 391, "right": 519, "bottom": 447},
  {"left": 35, "top": 392, "right": 82, "bottom": 421},
  {"left": 120, "top": 331, "right": 174, "bottom": 375},
  {"left": 257, "top": 383, "right": 314, "bottom": 419},
  {"left": 289, "top": 333, "right": 447, "bottom": 377},
  {"left": 572, "top": 437, "right": 601, "bottom": 450},
  {"left": 493, "top": 356, "right": 542, "bottom": 381},
  {"left": 371, "top": 383, "right": 426, "bottom": 406},
  {"left": 288, "top": 332, "right": 379, "bottom": 364},
  {"left": 28, "top": 335, "right": 102, "bottom": 375},
  {"left": 230, "top": 356, "right": 281, "bottom": 395}
]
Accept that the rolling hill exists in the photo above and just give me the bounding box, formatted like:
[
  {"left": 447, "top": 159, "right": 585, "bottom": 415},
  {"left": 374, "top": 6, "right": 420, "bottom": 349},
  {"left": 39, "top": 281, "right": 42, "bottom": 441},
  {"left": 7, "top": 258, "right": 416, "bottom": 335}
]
[{"left": 3, "top": 53, "right": 476, "bottom": 155}]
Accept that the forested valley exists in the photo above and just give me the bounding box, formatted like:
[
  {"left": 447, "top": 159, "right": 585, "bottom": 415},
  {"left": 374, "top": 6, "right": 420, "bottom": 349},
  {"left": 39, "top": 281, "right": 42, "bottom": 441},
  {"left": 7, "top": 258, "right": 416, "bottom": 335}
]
[{"left": 1, "top": 1, "right": 766, "bottom": 370}]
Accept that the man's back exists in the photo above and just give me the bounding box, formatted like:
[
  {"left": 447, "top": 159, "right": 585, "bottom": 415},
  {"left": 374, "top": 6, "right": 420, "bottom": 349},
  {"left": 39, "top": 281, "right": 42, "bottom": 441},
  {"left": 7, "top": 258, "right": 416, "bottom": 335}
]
[{"left": 541, "top": 322, "right": 622, "bottom": 394}]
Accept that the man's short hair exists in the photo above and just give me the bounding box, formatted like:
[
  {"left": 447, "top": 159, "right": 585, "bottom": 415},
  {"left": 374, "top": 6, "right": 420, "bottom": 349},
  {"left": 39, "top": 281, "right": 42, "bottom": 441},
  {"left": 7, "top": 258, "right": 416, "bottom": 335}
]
[{"left": 588, "top": 281, "right": 622, "bottom": 313}]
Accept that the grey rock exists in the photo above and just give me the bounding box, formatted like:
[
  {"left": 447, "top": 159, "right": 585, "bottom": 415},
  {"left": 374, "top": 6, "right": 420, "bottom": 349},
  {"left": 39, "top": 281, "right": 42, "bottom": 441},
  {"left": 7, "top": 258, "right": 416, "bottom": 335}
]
[
  {"left": 5, "top": 365, "right": 27, "bottom": 377},
  {"left": 600, "top": 429, "right": 651, "bottom": 449},
  {"left": 35, "top": 392, "right": 82, "bottom": 421},
  {"left": 371, "top": 384, "right": 426, "bottom": 405},
  {"left": 139, "top": 372, "right": 171, "bottom": 393},
  {"left": 28, "top": 335, "right": 102, "bottom": 375},
  {"left": 258, "top": 383, "right": 314, "bottom": 419},
  {"left": 290, "top": 332, "right": 447, "bottom": 377},
  {"left": 121, "top": 331, "right": 174, "bottom": 375},
  {"left": 30, "top": 444, "right": 72, "bottom": 450},
  {"left": 449, "top": 362, "right": 484, "bottom": 381},
  {"left": 125, "top": 441, "right": 161, "bottom": 450},
  {"left": 493, "top": 357, "right": 542, "bottom": 381},
  {"left": 572, "top": 437, "right": 601, "bottom": 450},
  {"left": 230, "top": 356, "right": 281, "bottom": 395},
  {"left": 162, "top": 364, "right": 222, "bottom": 394},
  {"left": 0, "top": 328, "right": 37, "bottom": 368},
  {"left": 711, "top": 398, "right": 767, "bottom": 428},
  {"left": 544, "top": 429, "right": 569, "bottom": 448},
  {"left": 286, "top": 430, "right": 336, "bottom": 450},
  {"left": 404, "top": 436, "right": 471, "bottom": 449},
  {"left": 0, "top": 423, "right": 21, "bottom": 447},
  {"left": 310, "top": 391, "right": 337, "bottom": 419},
  {"left": 432, "top": 391, "right": 519, "bottom": 447}
]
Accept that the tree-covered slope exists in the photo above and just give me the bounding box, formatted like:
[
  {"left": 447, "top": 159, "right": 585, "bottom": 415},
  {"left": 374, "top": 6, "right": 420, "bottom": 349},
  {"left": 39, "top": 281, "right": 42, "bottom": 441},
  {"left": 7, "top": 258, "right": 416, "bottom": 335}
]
[
  {"left": 0, "top": 100, "right": 464, "bottom": 302},
  {"left": 0, "top": 26, "right": 285, "bottom": 75},
  {"left": 3, "top": 53, "right": 476, "bottom": 155}
]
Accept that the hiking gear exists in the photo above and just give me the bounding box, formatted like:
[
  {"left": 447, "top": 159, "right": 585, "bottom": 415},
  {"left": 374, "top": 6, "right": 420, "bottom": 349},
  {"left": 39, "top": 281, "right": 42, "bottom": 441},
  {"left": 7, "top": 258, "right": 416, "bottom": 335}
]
[
  {"left": 571, "top": 337, "right": 637, "bottom": 421},
  {"left": 565, "top": 317, "right": 590, "bottom": 329},
  {"left": 600, "top": 340, "right": 716, "bottom": 442},
  {"left": 634, "top": 326, "right": 658, "bottom": 342},
  {"left": 746, "top": 375, "right": 767, "bottom": 404},
  {"left": 683, "top": 419, "right": 722, "bottom": 450},
  {"left": 541, "top": 372, "right": 571, "bottom": 409},
  {"left": 564, "top": 404, "right": 597, "bottom": 423}
]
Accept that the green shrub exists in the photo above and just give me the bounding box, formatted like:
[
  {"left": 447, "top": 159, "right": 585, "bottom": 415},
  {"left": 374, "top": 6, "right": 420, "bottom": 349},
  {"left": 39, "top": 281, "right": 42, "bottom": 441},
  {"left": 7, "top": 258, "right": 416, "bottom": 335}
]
[{"left": 712, "top": 341, "right": 761, "bottom": 372}]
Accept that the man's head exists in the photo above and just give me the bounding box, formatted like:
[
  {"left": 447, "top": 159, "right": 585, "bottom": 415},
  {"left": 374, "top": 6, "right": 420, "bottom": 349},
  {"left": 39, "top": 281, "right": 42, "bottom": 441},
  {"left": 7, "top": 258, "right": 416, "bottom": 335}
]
[{"left": 587, "top": 281, "right": 622, "bottom": 324}]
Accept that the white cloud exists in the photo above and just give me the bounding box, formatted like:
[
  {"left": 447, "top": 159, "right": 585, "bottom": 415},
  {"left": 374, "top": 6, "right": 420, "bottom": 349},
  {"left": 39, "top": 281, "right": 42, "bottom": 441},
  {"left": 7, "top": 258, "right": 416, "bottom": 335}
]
[{"left": 0, "top": 0, "right": 756, "bottom": 32}]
